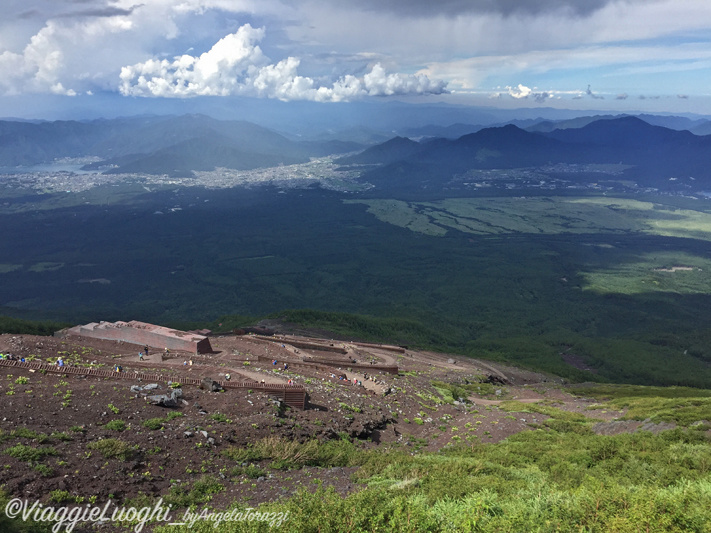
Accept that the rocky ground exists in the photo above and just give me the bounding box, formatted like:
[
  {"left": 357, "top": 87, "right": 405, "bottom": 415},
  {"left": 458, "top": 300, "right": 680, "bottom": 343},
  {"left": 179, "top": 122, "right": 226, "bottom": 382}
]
[{"left": 0, "top": 328, "right": 641, "bottom": 530}]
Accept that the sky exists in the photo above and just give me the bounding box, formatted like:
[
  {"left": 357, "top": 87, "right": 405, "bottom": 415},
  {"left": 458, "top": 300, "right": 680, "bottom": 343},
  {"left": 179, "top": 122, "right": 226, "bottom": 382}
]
[{"left": 1, "top": 0, "right": 711, "bottom": 119}]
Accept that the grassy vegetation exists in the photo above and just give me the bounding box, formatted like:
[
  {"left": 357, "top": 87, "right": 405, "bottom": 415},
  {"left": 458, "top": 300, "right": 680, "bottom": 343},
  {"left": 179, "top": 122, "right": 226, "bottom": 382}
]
[
  {"left": 158, "top": 427, "right": 711, "bottom": 532},
  {"left": 223, "top": 435, "right": 361, "bottom": 471},
  {"left": 570, "top": 384, "right": 711, "bottom": 427},
  {"left": 154, "top": 400, "right": 710, "bottom": 531},
  {"left": 0, "top": 380, "right": 708, "bottom": 532}
]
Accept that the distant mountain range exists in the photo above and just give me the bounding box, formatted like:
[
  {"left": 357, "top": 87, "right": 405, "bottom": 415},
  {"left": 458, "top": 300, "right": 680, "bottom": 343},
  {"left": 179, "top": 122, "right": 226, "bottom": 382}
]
[
  {"left": 0, "top": 114, "right": 363, "bottom": 176},
  {"left": 2, "top": 113, "right": 711, "bottom": 183},
  {"left": 340, "top": 116, "right": 711, "bottom": 193}
]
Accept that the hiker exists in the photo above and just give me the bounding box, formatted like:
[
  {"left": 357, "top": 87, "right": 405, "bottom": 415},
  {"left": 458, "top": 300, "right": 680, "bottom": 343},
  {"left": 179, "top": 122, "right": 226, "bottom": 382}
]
[
  {"left": 57, "top": 358, "right": 64, "bottom": 367},
  {"left": 144, "top": 346, "right": 149, "bottom": 357},
  {"left": 164, "top": 347, "right": 170, "bottom": 355},
  {"left": 139, "top": 352, "right": 144, "bottom": 361},
  {"left": 272, "top": 359, "right": 277, "bottom": 366},
  {"left": 225, "top": 373, "right": 231, "bottom": 381},
  {"left": 283, "top": 363, "right": 288, "bottom": 370}
]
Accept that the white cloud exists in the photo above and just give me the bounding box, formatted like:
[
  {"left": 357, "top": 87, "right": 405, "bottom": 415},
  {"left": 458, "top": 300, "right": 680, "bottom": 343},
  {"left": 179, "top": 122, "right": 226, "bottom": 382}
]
[
  {"left": 0, "top": 4, "right": 183, "bottom": 96},
  {"left": 0, "top": 0, "right": 709, "bottom": 108},
  {"left": 507, "top": 84, "right": 532, "bottom": 99},
  {"left": 119, "top": 25, "right": 447, "bottom": 101},
  {"left": 502, "top": 84, "right": 553, "bottom": 103}
]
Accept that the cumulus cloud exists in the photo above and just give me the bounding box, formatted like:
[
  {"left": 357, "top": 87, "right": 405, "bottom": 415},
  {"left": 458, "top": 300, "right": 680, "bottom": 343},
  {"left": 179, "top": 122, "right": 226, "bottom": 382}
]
[
  {"left": 0, "top": 3, "right": 183, "bottom": 96},
  {"left": 119, "top": 24, "right": 447, "bottom": 101},
  {"left": 507, "top": 84, "right": 532, "bottom": 99},
  {"left": 503, "top": 84, "right": 552, "bottom": 103}
]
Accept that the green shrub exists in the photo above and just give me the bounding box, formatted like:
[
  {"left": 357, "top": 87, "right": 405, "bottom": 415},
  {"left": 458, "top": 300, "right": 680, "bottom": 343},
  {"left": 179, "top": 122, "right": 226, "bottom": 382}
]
[
  {"left": 231, "top": 464, "right": 266, "bottom": 479},
  {"left": 87, "top": 438, "right": 136, "bottom": 460},
  {"left": 32, "top": 464, "right": 53, "bottom": 477},
  {"left": 48, "top": 490, "right": 73, "bottom": 503},
  {"left": 143, "top": 418, "right": 164, "bottom": 431},
  {"left": 4, "top": 444, "right": 58, "bottom": 462},
  {"left": 103, "top": 420, "right": 126, "bottom": 432},
  {"left": 164, "top": 476, "right": 224, "bottom": 508},
  {"left": 11, "top": 428, "right": 50, "bottom": 443}
]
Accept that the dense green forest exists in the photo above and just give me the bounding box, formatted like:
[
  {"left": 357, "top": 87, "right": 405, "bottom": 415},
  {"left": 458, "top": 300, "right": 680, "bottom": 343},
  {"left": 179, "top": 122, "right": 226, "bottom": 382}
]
[{"left": 3, "top": 183, "right": 711, "bottom": 387}]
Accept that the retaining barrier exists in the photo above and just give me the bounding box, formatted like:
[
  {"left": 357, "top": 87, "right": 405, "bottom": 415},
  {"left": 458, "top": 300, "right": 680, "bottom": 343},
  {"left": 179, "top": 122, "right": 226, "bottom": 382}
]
[
  {"left": 303, "top": 358, "right": 400, "bottom": 375},
  {"left": 351, "top": 341, "right": 406, "bottom": 353},
  {"left": 253, "top": 335, "right": 348, "bottom": 354},
  {"left": 254, "top": 354, "right": 398, "bottom": 376}
]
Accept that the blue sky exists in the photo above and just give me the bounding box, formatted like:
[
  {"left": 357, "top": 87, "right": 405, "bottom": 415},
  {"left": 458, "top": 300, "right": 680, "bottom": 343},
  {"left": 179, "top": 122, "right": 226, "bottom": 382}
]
[{"left": 1, "top": 0, "right": 711, "bottom": 118}]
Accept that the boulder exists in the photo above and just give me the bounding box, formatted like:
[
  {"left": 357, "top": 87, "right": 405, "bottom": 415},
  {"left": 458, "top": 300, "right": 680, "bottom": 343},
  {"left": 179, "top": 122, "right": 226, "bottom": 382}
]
[
  {"left": 147, "top": 388, "right": 183, "bottom": 408},
  {"left": 200, "top": 377, "right": 223, "bottom": 392}
]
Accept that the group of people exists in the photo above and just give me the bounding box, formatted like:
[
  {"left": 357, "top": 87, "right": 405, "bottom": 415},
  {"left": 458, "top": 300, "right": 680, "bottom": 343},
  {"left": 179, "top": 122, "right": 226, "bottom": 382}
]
[
  {"left": 272, "top": 360, "right": 288, "bottom": 371},
  {"left": 138, "top": 346, "right": 171, "bottom": 361},
  {"left": 0, "top": 353, "right": 23, "bottom": 362},
  {"left": 327, "top": 371, "right": 385, "bottom": 388}
]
